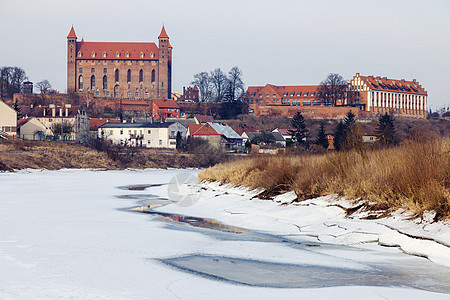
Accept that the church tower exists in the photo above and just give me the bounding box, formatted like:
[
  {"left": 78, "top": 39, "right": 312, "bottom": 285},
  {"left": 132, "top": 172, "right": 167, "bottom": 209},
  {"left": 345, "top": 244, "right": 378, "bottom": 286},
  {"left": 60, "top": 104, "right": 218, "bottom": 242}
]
[
  {"left": 158, "top": 26, "right": 171, "bottom": 99},
  {"left": 67, "top": 26, "right": 77, "bottom": 93}
]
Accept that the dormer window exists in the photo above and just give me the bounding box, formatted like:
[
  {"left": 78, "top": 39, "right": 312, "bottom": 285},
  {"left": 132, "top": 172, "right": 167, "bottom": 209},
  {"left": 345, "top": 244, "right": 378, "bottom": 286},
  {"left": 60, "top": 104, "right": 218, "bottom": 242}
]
[
  {"left": 140, "top": 52, "right": 144, "bottom": 58},
  {"left": 125, "top": 52, "right": 130, "bottom": 58},
  {"left": 102, "top": 52, "right": 107, "bottom": 58},
  {"left": 91, "top": 51, "right": 96, "bottom": 58},
  {"left": 78, "top": 52, "right": 82, "bottom": 57},
  {"left": 150, "top": 52, "right": 154, "bottom": 58},
  {"left": 116, "top": 52, "right": 120, "bottom": 58}
]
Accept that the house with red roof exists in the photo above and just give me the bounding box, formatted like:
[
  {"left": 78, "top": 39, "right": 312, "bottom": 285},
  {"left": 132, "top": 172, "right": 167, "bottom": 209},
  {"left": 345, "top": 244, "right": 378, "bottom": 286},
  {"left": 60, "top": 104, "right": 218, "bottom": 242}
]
[
  {"left": 187, "top": 122, "right": 244, "bottom": 151},
  {"left": 152, "top": 99, "right": 180, "bottom": 121},
  {"left": 0, "top": 100, "right": 17, "bottom": 140},
  {"left": 17, "top": 117, "right": 46, "bottom": 140},
  {"left": 67, "top": 25, "right": 172, "bottom": 100}
]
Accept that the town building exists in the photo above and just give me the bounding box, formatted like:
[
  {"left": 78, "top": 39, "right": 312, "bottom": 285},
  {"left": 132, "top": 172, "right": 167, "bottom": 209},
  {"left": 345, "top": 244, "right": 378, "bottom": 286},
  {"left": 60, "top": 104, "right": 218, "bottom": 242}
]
[
  {"left": 24, "top": 104, "right": 89, "bottom": 142},
  {"left": 179, "top": 86, "right": 199, "bottom": 102},
  {"left": 17, "top": 117, "right": 46, "bottom": 140},
  {"left": 98, "top": 121, "right": 186, "bottom": 148},
  {"left": 152, "top": 99, "right": 181, "bottom": 120},
  {"left": 23, "top": 81, "right": 33, "bottom": 94},
  {"left": 348, "top": 73, "right": 427, "bottom": 118},
  {"left": 67, "top": 26, "right": 172, "bottom": 100},
  {"left": 194, "top": 114, "right": 215, "bottom": 124},
  {"left": 187, "top": 122, "right": 244, "bottom": 151},
  {"left": 0, "top": 100, "right": 17, "bottom": 139}
]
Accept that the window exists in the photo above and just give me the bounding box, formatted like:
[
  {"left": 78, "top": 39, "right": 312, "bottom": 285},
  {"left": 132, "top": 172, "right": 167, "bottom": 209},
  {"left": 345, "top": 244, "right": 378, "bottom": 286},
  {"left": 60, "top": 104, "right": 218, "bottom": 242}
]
[
  {"left": 116, "top": 52, "right": 120, "bottom": 58},
  {"left": 139, "top": 69, "right": 143, "bottom": 82},
  {"left": 110, "top": 130, "right": 113, "bottom": 135},
  {"left": 148, "top": 130, "right": 151, "bottom": 134},
  {"left": 103, "top": 75, "right": 107, "bottom": 90},
  {"left": 150, "top": 52, "right": 154, "bottom": 58},
  {"left": 148, "top": 140, "right": 151, "bottom": 144},
  {"left": 140, "top": 52, "right": 144, "bottom": 58},
  {"left": 79, "top": 68, "right": 83, "bottom": 73},
  {"left": 135, "top": 92, "right": 139, "bottom": 97},
  {"left": 106, "top": 91, "right": 110, "bottom": 97},
  {"left": 290, "top": 93, "right": 294, "bottom": 97},
  {"left": 90, "top": 75, "right": 95, "bottom": 90},
  {"left": 127, "top": 91, "right": 131, "bottom": 97},
  {"left": 266, "top": 94, "right": 269, "bottom": 98},
  {"left": 91, "top": 51, "right": 96, "bottom": 58},
  {"left": 159, "top": 140, "right": 162, "bottom": 145},
  {"left": 125, "top": 52, "right": 130, "bottom": 58},
  {"left": 127, "top": 69, "right": 131, "bottom": 82},
  {"left": 310, "top": 93, "right": 315, "bottom": 96},
  {"left": 120, "top": 130, "right": 123, "bottom": 135},
  {"left": 259, "top": 94, "right": 262, "bottom": 98},
  {"left": 103, "top": 68, "right": 107, "bottom": 74},
  {"left": 151, "top": 69, "right": 155, "bottom": 82},
  {"left": 145, "top": 91, "right": 149, "bottom": 97},
  {"left": 78, "top": 75, "right": 83, "bottom": 90},
  {"left": 91, "top": 68, "right": 95, "bottom": 73},
  {"left": 102, "top": 52, "right": 107, "bottom": 58},
  {"left": 78, "top": 52, "right": 82, "bottom": 57},
  {"left": 115, "top": 69, "right": 119, "bottom": 82},
  {"left": 273, "top": 94, "right": 276, "bottom": 98},
  {"left": 296, "top": 93, "right": 301, "bottom": 97},
  {"left": 96, "top": 91, "right": 99, "bottom": 97},
  {"left": 303, "top": 92, "right": 309, "bottom": 96}
]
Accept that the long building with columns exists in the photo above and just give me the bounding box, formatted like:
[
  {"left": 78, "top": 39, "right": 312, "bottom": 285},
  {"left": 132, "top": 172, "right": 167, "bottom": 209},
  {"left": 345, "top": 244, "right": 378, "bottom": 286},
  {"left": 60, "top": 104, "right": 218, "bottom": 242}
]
[
  {"left": 348, "top": 73, "right": 427, "bottom": 118},
  {"left": 67, "top": 26, "right": 172, "bottom": 100}
]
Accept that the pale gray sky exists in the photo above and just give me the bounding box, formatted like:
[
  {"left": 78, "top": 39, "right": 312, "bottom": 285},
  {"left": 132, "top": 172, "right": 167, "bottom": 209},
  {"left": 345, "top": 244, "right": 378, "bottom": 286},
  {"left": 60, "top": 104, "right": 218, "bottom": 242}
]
[{"left": 1, "top": 0, "right": 449, "bottom": 109}]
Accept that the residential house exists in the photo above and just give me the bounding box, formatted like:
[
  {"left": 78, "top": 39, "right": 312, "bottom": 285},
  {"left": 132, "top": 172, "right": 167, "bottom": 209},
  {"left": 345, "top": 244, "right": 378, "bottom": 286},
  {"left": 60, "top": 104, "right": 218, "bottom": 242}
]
[
  {"left": 242, "top": 131, "right": 286, "bottom": 147},
  {"left": 89, "top": 117, "right": 121, "bottom": 138},
  {"left": 187, "top": 122, "right": 244, "bottom": 152},
  {"left": 17, "top": 117, "right": 46, "bottom": 140},
  {"left": 98, "top": 121, "right": 187, "bottom": 148},
  {"left": 194, "top": 114, "right": 215, "bottom": 124},
  {"left": 0, "top": 100, "right": 17, "bottom": 139},
  {"left": 152, "top": 99, "right": 181, "bottom": 121},
  {"left": 25, "top": 104, "right": 89, "bottom": 142}
]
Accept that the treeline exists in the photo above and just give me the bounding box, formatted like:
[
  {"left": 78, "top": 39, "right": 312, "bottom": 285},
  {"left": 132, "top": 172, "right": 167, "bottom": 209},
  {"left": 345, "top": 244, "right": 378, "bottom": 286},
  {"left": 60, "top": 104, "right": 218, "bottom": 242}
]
[
  {"left": 192, "top": 67, "right": 244, "bottom": 102},
  {"left": 0, "top": 66, "right": 28, "bottom": 99}
]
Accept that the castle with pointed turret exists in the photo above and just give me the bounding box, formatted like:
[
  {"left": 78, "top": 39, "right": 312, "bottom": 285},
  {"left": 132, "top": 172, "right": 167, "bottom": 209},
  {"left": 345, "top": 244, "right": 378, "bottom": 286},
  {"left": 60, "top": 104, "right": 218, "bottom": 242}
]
[{"left": 67, "top": 26, "right": 172, "bottom": 100}]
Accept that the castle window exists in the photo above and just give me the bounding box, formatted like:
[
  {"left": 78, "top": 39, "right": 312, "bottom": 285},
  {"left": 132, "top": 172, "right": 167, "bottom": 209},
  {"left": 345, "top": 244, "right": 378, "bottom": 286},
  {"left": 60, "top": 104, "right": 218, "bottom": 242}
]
[
  {"left": 91, "top": 51, "right": 96, "bottom": 58},
  {"left": 78, "top": 52, "right": 82, "bottom": 57},
  {"left": 91, "top": 75, "right": 95, "bottom": 90},
  {"left": 150, "top": 52, "right": 154, "bottom": 58},
  {"left": 91, "top": 68, "right": 95, "bottom": 73},
  {"left": 103, "top": 52, "right": 107, "bottom": 58},
  {"left": 96, "top": 91, "right": 99, "bottom": 97},
  {"left": 151, "top": 69, "right": 155, "bottom": 82},
  {"left": 106, "top": 91, "right": 110, "bottom": 97},
  {"left": 125, "top": 52, "right": 130, "bottom": 58},
  {"left": 139, "top": 69, "right": 143, "bottom": 82},
  {"left": 135, "top": 92, "right": 139, "bottom": 97},
  {"left": 145, "top": 92, "right": 149, "bottom": 97},
  {"left": 127, "top": 69, "right": 131, "bottom": 82},
  {"left": 162, "top": 82, "right": 164, "bottom": 87},
  {"left": 103, "top": 68, "right": 107, "bottom": 74},
  {"left": 115, "top": 69, "right": 119, "bottom": 82},
  {"left": 116, "top": 52, "right": 120, "bottom": 58},
  {"left": 103, "top": 75, "right": 107, "bottom": 90},
  {"left": 78, "top": 75, "right": 83, "bottom": 90},
  {"left": 79, "top": 68, "right": 83, "bottom": 73},
  {"left": 140, "top": 52, "right": 144, "bottom": 58},
  {"left": 127, "top": 92, "right": 131, "bottom": 97}
]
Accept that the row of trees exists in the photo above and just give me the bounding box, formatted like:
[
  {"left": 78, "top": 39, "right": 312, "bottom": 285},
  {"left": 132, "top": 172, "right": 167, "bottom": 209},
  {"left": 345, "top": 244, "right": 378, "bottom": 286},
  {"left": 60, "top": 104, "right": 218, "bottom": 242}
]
[
  {"left": 192, "top": 67, "right": 244, "bottom": 102},
  {"left": 288, "top": 111, "right": 397, "bottom": 151}
]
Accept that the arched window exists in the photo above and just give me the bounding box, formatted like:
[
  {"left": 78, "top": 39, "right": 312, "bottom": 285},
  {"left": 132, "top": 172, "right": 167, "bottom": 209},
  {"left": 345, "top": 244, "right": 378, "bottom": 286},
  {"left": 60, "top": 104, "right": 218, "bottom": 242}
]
[
  {"left": 91, "top": 51, "right": 96, "bottom": 58},
  {"left": 103, "top": 75, "right": 107, "bottom": 90},
  {"left": 125, "top": 52, "right": 130, "bottom": 58},
  {"left": 139, "top": 69, "right": 143, "bottom": 82},
  {"left": 151, "top": 69, "right": 155, "bottom": 82},
  {"left": 78, "top": 75, "right": 83, "bottom": 90},
  {"left": 91, "top": 75, "right": 95, "bottom": 90},
  {"left": 127, "top": 69, "right": 131, "bottom": 82},
  {"left": 102, "top": 52, "right": 107, "bottom": 58},
  {"left": 140, "top": 52, "right": 144, "bottom": 58},
  {"left": 115, "top": 69, "right": 119, "bottom": 82},
  {"left": 116, "top": 52, "right": 120, "bottom": 58},
  {"left": 150, "top": 52, "right": 154, "bottom": 58},
  {"left": 78, "top": 51, "right": 82, "bottom": 57}
]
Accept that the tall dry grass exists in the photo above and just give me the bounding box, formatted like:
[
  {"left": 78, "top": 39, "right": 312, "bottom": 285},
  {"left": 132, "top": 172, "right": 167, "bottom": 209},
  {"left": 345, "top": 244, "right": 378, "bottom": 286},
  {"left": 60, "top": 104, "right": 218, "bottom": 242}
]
[{"left": 199, "top": 137, "right": 450, "bottom": 220}]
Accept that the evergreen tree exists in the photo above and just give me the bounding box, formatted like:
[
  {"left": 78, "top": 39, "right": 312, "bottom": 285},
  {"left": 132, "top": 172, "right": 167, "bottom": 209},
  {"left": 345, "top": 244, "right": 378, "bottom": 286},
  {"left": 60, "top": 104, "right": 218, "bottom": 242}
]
[
  {"left": 333, "top": 120, "right": 345, "bottom": 151},
  {"left": 376, "top": 113, "right": 397, "bottom": 147},
  {"left": 12, "top": 100, "right": 20, "bottom": 114},
  {"left": 315, "top": 122, "right": 329, "bottom": 149},
  {"left": 288, "top": 112, "right": 308, "bottom": 146}
]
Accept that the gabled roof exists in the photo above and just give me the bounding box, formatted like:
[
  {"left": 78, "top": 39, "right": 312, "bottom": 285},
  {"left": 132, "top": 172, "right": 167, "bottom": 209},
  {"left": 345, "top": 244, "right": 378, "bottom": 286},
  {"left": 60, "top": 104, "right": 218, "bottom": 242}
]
[
  {"left": 208, "top": 123, "right": 242, "bottom": 140},
  {"left": 273, "top": 127, "right": 294, "bottom": 136},
  {"left": 89, "top": 118, "right": 121, "bottom": 131},
  {"left": 17, "top": 117, "right": 32, "bottom": 128},
  {"left": 357, "top": 75, "right": 427, "bottom": 95},
  {"left": 99, "top": 121, "right": 177, "bottom": 129},
  {"left": 158, "top": 26, "right": 169, "bottom": 39},
  {"left": 67, "top": 26, "right": 77, "bottom": 39},
  {"left": 76, "top": 41, "right": 159, "bottom": 60},
  {"left": 194, "top": 114, "right": 215, "bottom": 124},
  {"left": 26, "top": 105, "right": 83, "bottom": 118},
  {"left": 246, "top": 84, "right": 322, "bottom": 99},
  {"left": 188, "top": 123, "right": 220, "bottom": 136},
  {"left": 153, "top": 99, "right": 180, "bottom": 109}
]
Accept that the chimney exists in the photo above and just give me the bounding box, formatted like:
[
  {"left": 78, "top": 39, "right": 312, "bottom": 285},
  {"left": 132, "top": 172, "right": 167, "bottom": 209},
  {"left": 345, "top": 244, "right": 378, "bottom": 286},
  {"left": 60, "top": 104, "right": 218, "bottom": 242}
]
[
  {"left": 356, "top": 73, "right": 360, "bottom": 76},
  {"left": 65, "top": 107, "right": 69, "bottom": 117},
  {"left": 59, "top": 108, "right": 63, "bottom": 117},
  {"left": 49, "top": 104, "right": 55, "bottom": 117},
  {"left": 412, "top": 79, "right": 416, "bottom": 83},
  {"left": 43, "top": 108, "right": 46, "bottom": 116}
]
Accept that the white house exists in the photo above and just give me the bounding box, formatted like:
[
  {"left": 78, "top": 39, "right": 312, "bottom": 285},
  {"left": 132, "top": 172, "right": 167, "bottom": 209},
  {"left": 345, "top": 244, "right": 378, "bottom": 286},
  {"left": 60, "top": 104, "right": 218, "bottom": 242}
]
[
  {"left": 0, "top": 100, "right": 17, "bottom": 139},
  {"left": 98, "top": 122, "right": 187, "bottom": 148},
  {"left": 17, "top": 117, "right": 47, "bottom": 140}
]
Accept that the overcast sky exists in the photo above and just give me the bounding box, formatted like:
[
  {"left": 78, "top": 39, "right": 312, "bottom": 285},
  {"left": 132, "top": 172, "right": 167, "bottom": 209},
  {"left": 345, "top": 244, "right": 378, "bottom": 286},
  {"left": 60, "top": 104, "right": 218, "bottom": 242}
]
[{"left": 1, "top": 0, "right": 449, "bottom": 109}]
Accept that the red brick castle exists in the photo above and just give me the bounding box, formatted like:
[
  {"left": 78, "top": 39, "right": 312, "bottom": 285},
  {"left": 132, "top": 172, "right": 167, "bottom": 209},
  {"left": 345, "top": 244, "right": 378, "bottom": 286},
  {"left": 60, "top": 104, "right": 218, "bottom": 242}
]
[{"left": 67, "top": 26, "right": 172, "bottom": 100}]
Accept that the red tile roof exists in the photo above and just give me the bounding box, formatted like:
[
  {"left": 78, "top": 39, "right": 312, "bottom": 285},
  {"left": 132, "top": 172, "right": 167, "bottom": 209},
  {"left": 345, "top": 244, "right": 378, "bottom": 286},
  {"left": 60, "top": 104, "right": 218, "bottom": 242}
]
[
  {"left": 158, "top": 26, "right": 169, "bottom": 39},
  {"left": 67, "top": 26, "right": 77, "bottom": 39},
  {"left": 17, "top": 117, "right": 32, "bottom": 128},
  {"left": 195, "top": 114, "right": 215, "bottom": 123},
  {"left": 89, "top": 118, "right": 121, "bottom": 131},
  {"left": 76, "top": 41, "right": 159, "bottom": 60},
  {"left": 153, "top": 99, "right": 180, "bottom": 109},
  {"left": 188, "top": 123, "right": 220, "bottom": 136},
  {"left": 246, "top": 84, "right": 321, "bottom": 99},
  {"left": 358, "top": 75, "right": 427, "bottom": 95}
]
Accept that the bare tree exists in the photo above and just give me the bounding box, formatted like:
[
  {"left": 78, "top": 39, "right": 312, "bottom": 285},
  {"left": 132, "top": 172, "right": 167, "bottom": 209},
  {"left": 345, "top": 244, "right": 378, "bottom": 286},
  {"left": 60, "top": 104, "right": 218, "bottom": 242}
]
[
  {"left": 210, "top": 68, "right": 227, "bottom": 102},
  {"left": 225, "top": 66, "right": 244, "bottom": 101},
  {"left": 317, "top": 73, "right": 347, "bottom": 106},
  {"left": 0, "top": 66, "right": 28, "bottom": 99},
  {"left": 192, "top": 72, "right": 212, "bottom": 102},
  {"left": 36, "top": 80, "right": 52, "bottom": 93},
  {"left": 50, "top": 120, "right": 74, "bottom": 141}
]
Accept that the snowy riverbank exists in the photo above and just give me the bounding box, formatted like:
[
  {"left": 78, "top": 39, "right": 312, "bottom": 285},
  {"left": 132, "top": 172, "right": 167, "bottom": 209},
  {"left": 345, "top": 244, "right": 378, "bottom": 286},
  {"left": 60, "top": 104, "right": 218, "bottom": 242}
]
[{"left": 0, "top": 169, "right": 449, "bottom": 299}]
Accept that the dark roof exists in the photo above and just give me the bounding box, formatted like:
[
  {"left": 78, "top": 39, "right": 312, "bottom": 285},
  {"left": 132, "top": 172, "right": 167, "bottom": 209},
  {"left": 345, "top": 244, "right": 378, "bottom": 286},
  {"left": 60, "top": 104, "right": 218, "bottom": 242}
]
[{"left": 99, "top": 122, "right": 176, "bottom": 129}]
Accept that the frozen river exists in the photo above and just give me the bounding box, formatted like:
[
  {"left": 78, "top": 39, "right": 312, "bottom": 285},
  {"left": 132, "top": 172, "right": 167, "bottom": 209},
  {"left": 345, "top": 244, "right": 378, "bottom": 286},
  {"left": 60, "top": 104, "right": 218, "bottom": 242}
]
[{"left": 0, "top": 169, "right": 449, "bottom": 299}]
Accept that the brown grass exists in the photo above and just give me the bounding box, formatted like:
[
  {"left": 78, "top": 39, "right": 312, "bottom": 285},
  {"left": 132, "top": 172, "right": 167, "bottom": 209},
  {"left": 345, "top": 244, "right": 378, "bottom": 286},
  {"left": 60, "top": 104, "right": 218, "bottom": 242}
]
[{"left": 199, "top": 137, "right": 450, "bottom": 220}]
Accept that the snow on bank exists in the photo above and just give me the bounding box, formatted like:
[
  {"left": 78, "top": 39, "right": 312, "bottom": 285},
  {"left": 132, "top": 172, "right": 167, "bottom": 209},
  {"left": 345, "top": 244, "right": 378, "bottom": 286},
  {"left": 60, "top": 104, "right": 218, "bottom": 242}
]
[{"left": 157, "top": 180, "right": 450, "bottom": 269}]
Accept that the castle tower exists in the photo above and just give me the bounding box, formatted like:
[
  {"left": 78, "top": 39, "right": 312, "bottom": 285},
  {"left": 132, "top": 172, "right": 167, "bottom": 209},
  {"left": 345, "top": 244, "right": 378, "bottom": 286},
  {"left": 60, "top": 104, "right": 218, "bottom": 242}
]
[
  {"left": 67, "top": 26, "right": 77, "bottom": 93},
  {"left": 158, "top": 26, "right": 171, "bottom": 99}
]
